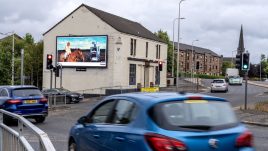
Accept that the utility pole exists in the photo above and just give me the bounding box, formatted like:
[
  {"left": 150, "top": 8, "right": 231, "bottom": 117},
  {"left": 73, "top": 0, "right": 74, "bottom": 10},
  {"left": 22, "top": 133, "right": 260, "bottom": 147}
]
[{"left": 12, "top": 32, "right": 15, "bottom": 85}]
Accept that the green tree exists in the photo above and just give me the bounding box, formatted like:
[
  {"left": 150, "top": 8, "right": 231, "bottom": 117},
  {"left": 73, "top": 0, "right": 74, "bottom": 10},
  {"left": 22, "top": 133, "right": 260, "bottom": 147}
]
[
  {"left": 222, "top": 61, "right": 232, "bottom": 76},
  {"left": 0, "top": 33, "right": 43, "bottom": 87},
  {"left": 155, "top": 29, "right": 173, "bottom": 76}
]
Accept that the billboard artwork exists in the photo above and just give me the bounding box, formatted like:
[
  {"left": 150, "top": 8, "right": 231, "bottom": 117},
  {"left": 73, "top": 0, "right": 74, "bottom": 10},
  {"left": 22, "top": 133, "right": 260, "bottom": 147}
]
[{"left": 56, "top": 35, "right": 108, "bottom": 67}]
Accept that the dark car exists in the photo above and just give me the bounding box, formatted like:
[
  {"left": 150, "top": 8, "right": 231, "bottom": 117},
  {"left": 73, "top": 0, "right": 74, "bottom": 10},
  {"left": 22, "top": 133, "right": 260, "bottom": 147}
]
[
  {"left": 42, "top": 88, "right": 83, "bottom": 104},
  {"left": 68, "top": 92, "right": 254, "bottom": 151},
  {"left": 0, "top": 85, "right": 48, "bottom": 123}
]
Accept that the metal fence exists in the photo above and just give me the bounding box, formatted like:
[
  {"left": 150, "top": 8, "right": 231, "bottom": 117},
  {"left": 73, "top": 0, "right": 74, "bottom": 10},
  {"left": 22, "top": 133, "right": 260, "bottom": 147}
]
[
  {"left": 44, "top": 94, "right": 67, "bottom": 107},
  {"left": 0, "top": 109, "right": 56, "bottom": 151}
]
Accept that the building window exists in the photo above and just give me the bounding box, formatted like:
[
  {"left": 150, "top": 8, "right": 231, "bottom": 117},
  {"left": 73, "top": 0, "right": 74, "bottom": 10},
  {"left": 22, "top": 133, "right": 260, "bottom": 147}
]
[
  {"left": 155, "top": 66, "right": 160, "bottom": 85},
  {"left": 130, "top": 38, "right": 136, "bottom": 56},
  {"left": 156, "top": 44, "right": 161, "bottom": 59},
  {"left": 146, "top": 42, "right": 148, "bottom": 58},
  {"left": 129, "top": 64, "right": 136, "bottom": 85}
]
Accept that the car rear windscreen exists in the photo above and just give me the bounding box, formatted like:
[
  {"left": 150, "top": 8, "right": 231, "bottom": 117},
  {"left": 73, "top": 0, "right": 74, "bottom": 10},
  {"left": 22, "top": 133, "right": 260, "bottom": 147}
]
[
  {"left": 13, "top": 88, "right": 43, "bottom": 97},
  {"left": 149, "top": 100, "right": 238, "bottom": 131},
  {"left": 212, "top": 80, "right": 224, "bottom": 83}
]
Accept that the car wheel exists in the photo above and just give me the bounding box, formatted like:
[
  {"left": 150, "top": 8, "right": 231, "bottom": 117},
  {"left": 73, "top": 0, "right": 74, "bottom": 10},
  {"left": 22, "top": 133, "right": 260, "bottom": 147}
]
[
  {"left": 35, "top": 116, "right": 46, "bottom": 123},
  {"left": 3, "top": 114, "right": 18, "bottom": 126},
  {"left": 68, "top": 140, "right": 77, "bottom": 151}
]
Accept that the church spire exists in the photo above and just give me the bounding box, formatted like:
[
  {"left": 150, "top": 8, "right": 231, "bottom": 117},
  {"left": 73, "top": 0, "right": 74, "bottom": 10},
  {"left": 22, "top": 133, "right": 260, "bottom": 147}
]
[{"left": 237, "top": 25, "right": 245, "bottom": 54}]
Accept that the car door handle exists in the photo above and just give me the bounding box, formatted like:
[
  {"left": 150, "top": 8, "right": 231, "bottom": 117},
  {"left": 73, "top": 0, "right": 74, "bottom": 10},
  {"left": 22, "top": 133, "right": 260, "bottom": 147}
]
[
  {"left": 93, "top": 134, "right": 100, "bottom": 139},
  {"left": 115, "top": 137, "right": 125, "bottom": 142}
]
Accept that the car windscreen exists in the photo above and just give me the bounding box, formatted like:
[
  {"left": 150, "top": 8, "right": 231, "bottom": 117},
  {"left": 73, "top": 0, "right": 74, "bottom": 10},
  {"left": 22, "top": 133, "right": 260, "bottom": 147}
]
[
  {"left": 149, "top": 100, "right": 238, "bottom": 131},
  {"left": 212, "top": 80, "right": 224, "bottom": 83},
  {"left": 13, "top": 88, "right": 43, "bottom": 97}
]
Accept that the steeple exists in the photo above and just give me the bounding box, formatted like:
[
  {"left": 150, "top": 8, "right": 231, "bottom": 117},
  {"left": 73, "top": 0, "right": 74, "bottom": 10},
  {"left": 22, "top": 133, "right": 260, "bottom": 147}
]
[{"left": 237, "top": 25, "right": 245, "bottom": 54}]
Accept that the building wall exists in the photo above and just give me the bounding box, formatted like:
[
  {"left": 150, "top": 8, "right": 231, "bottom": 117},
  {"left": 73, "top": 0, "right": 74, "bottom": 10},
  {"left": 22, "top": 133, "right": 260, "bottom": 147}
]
[
  {"left": 43, "top": 6, "right": 120, "bottom": 91},
  {"left": 113, "top": 33, "right": 167, "bottom": 88},
  {"left": 43, "top": 6, "right": 167, "bottom": 92},
  {"left": 178, "top": 49, "right": 221, "bottom": 76}
]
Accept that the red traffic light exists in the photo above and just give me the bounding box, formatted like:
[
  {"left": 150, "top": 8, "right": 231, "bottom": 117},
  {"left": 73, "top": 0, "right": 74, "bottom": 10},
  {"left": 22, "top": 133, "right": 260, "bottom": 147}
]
[
  {"left": 46, "top": 54, "right": 53, "bottom": 69},
  {"left": 158, "top": 61, "right": 163, "bottom": 71},
  {"left": 47, "top": 54, "right": 52, "bottom": 59}
]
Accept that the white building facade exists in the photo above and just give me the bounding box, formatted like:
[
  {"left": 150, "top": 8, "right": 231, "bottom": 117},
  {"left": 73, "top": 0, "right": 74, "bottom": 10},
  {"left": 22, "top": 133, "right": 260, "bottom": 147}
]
[{"left": 43, "top": 4, "right": 167, "bottom": 94}]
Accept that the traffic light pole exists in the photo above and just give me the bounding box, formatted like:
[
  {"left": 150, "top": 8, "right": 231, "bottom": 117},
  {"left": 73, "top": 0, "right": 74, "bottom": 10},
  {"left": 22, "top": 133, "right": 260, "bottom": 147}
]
[
  {"left": 50, "top": 69, "right": 53, "bottom": 89},
  {"left": 244, "top": 70, "right": 248, "bottom": 110}
]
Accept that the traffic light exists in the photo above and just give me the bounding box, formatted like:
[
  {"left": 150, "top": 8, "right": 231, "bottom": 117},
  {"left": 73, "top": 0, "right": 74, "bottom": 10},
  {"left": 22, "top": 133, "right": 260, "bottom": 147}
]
[
  {"left": 235, "top": 54, "right": 242, "bottom": 70},
  {"left": 242, "top": 52, "right": 250, "bottom": 70},
  {"left": 158, "top": 61, "right": 163, "bottom": 71},
  {"left": 46, "top": 54, "right": 53, "bottom": 69}
]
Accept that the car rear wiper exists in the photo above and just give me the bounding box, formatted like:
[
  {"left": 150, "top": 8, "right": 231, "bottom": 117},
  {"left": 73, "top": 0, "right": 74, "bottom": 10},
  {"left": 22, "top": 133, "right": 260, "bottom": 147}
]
[
  {"left": 178, "top": 125, "right": 213, "bottom": 130},
  {"left": 29, "top": 94, "right": 39, "bottom": 96}
]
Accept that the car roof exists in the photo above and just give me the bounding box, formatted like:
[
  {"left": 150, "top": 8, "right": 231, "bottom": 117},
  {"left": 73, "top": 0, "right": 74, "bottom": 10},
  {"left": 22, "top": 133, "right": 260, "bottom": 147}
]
[
  {"left": 104, "top": 92, "right": 227, "bottom": 107},
  {"left": 0, "top": 85, "right": 38, "bottom": 90}
]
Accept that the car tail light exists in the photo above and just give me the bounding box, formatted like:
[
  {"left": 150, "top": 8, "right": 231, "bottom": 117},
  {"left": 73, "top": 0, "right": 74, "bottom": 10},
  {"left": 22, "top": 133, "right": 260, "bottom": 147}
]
[
  {"left": 40, "top": 98, "right": 48, "bottom": 103},
  {"left": 145, "top": 133, "right": 187, "bottom": 151},
  {"left": 235, "top": 131, "right": 253, "bottom": 147},
  {"left": 7, "top": 99, "right": 22, "bottom": 104}
]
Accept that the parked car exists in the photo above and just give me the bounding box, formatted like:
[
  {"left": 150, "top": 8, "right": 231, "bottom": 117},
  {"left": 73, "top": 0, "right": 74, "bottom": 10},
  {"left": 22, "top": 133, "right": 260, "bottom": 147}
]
[
  {"left": 68, "top": 92, "right": 254, "bottom": 151},
  {"left": 0, "top": 85, "right": 48, "bottom": 123},
  {"left": 229, "top": 76, "right": 243, "bottom": 85},
  {"left": 42, "top": 88, "right": 83, "bottom": 103},
  {"left": 211, "top": 79, "right": 228, "bottom": 93}
]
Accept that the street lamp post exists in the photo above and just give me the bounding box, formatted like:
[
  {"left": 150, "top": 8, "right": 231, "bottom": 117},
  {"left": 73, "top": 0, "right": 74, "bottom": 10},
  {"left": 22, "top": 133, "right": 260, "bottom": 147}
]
[
  {"left": 0, "top": 31, "right": 15, "bottom": 85},
  {"left": 231, "top": 50, "right": 237, "bottom": 68},
  {"left": 260, "top": 56, "right": 262, "bottom": 81},
  {"left": 191, "top": 39, "right": 198, "bottom": 89},
  {"left": 176, "top": 0, "right": 186, "bottom": 91},
  {"left": 172, "top": 18, "right": 178, "bottom": 78}
]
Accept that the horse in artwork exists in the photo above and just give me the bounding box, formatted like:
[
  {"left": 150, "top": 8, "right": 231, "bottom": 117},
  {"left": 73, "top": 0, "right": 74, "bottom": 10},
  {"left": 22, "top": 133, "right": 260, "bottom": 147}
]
[{"left": 59, "top": 49, "right": 85, "bottom": 62}]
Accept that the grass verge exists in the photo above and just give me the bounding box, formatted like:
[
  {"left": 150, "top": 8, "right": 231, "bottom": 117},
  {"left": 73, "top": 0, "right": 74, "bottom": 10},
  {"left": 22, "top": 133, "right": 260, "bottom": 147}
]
[{"left": 255, "top": 101, "right": 268, "bottom": 112}]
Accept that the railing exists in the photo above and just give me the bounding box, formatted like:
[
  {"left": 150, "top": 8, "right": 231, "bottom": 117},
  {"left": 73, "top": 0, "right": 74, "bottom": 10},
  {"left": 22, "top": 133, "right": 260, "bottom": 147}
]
[
  {"left": 0, "top": 109, "right": 56, "bottom": 151},
  {"left": 73, "top": 85, "right": 139, "bottom": 96},
  {"left": 43, "top": 94, "right": 67, "bottom": 107}
]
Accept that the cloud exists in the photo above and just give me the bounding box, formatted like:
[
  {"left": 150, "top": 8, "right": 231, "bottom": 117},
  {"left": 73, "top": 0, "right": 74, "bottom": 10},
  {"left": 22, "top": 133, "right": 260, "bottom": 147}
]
[{"left": 0, "top": 0, "right": 267, "bottom": 63}]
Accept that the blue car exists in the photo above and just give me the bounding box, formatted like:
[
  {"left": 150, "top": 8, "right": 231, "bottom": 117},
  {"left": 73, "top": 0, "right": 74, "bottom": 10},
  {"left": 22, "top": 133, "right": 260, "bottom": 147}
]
[
  {"left": 68, "top": 92, "right": 254, "bottom": 151},
  {"left": 0, "top": 85, "right": 48, "bottom": 123}
]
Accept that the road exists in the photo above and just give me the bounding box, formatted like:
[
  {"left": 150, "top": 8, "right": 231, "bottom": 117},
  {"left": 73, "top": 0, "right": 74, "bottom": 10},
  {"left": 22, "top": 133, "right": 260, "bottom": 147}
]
[
  {"left": 201, "top": 79, "right": 268, "bottom": 107},
  {"left": 25, "top": 80, "right": 268, "bottom": 151}
]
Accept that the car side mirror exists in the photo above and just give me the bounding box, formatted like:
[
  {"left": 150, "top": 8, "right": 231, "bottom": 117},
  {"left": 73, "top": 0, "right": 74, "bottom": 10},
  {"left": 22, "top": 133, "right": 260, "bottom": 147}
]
[{"left": 77, "top": 116, "right": 91, "bottom": 124}]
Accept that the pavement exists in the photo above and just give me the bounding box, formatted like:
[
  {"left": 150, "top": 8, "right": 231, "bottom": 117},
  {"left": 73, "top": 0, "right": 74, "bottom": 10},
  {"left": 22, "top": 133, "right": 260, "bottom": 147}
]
[{"left": 236, "top": 80, "right": 268, "bottom": 127}]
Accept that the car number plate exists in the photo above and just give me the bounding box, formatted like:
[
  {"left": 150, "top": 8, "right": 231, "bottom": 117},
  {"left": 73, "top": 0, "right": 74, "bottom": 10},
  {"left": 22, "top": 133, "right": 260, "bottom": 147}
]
[{"left": 24, "top": 100, "right": 37, "bottom": 104}]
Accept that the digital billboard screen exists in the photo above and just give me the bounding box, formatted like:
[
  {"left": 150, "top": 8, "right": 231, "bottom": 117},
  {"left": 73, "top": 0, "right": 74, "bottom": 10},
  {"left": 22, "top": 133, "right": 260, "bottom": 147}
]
[{"left": 56, "top": 35, "right": 108, "bottom": 67}]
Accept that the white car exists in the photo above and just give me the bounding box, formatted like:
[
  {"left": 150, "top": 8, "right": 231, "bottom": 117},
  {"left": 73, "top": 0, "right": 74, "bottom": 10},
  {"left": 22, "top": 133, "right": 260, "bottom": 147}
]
[
  {"left": 228, "top": 76, "right": 243, "bottom": 85},
  {"left": 211, "top": 79, "right": 228, "bottom": 93}
]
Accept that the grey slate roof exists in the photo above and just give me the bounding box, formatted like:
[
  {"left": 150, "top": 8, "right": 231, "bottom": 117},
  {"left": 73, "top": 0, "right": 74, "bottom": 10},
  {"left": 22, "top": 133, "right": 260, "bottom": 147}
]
[
  {"left": 44, "top": 4, "right": 165, "bottom": 43},
  {"left": 173, "top": 42, "right": 220, "bottom": 57}
]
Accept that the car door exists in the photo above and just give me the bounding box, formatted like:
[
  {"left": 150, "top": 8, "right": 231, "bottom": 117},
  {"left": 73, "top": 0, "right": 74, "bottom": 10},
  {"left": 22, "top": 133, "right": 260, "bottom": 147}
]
[
  {"left": 102, "top": 99, "right": 143, "bottom": 151},
  {"left": 78, "top": 100, "right": 117, "bottom": 151}
]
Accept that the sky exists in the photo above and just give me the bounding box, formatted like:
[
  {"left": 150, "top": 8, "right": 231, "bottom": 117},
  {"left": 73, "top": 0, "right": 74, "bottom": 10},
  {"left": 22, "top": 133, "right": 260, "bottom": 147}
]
[{"left": 0, "top": 0, "right": 268, "bottom": 63}]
